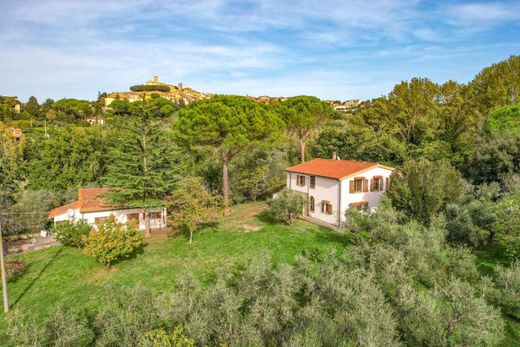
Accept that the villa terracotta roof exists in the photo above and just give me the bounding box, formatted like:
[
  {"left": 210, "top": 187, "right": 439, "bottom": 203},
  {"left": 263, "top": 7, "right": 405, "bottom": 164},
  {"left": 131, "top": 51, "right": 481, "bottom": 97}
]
[
  {"left": 48, "top": 200, "right": 80, "bottom": 218},
  {"left": 286, "top": 158, "right": 393, "bottom": 180},
  {"left": 48, "top": 188, "right": 121, "bottom": 218}
]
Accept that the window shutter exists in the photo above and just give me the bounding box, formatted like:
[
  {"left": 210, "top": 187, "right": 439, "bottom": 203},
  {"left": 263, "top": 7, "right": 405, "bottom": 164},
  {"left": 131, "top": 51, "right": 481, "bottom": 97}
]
[
  {"left": 385, "top": 177, "right": 390, "bottom": 191},
  {"left": 370, "top": 179, "right": 374, "bottom": 192},
  {"left": 349, "top": 180, "right": 354, "bottom": 193},
  {"left": 363, "top": 179, "right": 369, "bottom": 192}
]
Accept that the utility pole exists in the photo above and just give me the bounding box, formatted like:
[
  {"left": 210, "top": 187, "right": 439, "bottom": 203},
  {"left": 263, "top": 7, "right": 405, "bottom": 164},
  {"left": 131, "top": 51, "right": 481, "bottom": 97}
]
[{"left": 0, "top": 222, "right": 9, "bottom": 313}]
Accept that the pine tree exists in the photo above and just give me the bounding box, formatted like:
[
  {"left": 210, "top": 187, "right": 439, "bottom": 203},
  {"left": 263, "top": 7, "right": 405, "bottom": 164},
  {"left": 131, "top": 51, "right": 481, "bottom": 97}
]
[{"left": 103, "top": 102, "right": 182, "bottom": 237}]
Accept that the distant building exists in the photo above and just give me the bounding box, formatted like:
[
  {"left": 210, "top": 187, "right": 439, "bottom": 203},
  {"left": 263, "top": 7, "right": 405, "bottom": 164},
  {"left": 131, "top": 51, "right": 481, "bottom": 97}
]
[
  {"left": 6, "top": 127, "right": 23, "bottom": 142},
  {"left": 104, "top": 76, "right": 209, "bottom": 107},
  {"left": 49, "top": 188, "right": 167, "bottom": 230}
]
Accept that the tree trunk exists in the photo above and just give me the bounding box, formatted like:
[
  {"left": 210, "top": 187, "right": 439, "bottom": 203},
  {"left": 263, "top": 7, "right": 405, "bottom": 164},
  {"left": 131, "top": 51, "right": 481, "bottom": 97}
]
[
  {"left": 189, "top": 229, "right": 193, "bottom": 244},
  {"left": 222, "top": 153, "right": 231, "bottom": 214},
  {"left": 144, "top": 210, "right": 151, "bottom": 238},
  {"left": 300, "top": 138, "right": 306, "bottom": 163}
]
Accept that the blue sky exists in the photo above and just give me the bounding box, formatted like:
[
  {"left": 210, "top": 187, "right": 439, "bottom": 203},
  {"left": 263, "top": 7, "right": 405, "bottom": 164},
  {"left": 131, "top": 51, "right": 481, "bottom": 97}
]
[{"left": 0, "top": 0, "right": 519, "bottom": 101}]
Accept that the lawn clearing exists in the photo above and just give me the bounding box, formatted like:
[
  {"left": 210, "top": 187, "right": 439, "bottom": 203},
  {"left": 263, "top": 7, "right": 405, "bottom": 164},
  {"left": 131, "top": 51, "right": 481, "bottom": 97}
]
[{"left": 2, "top": 202, "right": 351, "bottom": 320}]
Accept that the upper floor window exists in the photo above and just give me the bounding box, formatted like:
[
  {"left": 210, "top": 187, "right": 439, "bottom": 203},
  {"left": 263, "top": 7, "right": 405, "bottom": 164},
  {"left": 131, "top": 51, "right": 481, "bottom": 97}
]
[
  {"left": 371, "top": 176, "right": 384, "bottom": 192},
  {"left": 297, "top": 175, "right": 305, "bottom": 187},
  {"left": 350, "top": 177, "right": 368, "bottom": 193},
  {"left": 310, "top": 176, "right": 316, "bottom": 188}
]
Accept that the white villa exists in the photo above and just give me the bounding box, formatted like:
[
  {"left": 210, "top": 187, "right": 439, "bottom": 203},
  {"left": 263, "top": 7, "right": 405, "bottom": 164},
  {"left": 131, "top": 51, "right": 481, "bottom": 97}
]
[
  {"left": 49, "top": 188, "right": 167, "bottom": 230},
  {"left": 286, "top": 153, "right": 394, "bottom": 227}
]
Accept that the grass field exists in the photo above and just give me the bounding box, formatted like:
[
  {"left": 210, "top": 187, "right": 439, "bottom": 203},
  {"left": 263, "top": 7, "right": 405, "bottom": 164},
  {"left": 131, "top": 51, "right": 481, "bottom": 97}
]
[
  {"left": 1, "top": 202, "right": 518, "bottom": 345},
  {"left": 3, "top": 202, "right": 350, "bottom": 319}
]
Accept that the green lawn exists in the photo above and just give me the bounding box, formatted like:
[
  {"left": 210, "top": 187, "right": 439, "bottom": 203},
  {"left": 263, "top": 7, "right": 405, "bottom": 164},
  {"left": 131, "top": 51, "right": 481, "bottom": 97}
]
[{"left": 3, "top": 202, "right": 350, "bottom": 319}]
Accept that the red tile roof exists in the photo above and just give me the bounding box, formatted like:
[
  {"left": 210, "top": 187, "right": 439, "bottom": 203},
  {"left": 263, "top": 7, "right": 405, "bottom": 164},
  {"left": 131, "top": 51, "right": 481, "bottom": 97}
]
[
  {"left": 48, "top": 200, "right": 80, "bottom": 218},
  {"left": 286, "top": 158, "right": 393, "bottom": 180},
  {"left": 48, "top": 188, "right": 121, "bottom": 218}
]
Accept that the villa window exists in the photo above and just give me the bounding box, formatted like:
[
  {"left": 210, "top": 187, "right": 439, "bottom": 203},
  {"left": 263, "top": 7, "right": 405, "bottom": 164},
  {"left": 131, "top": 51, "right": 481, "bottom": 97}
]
[
  {"left": 349, "top": 201, "right": 369, "bottom": 211},
  {"left": 321, "top": 201, "right": 333, "bottom": 215},
  {"left": 371, "top": 176, "right": 384, "bottom": 192},
  {"left": 127, "top": 213, "right": 140, "bottom": 224},
  {"left": 350, "top": 177, "right": 368, "bottom": 193},
  {"left": 150, "top": 211, "right": 162, "bottom": 219},
  {"left": 95, "top": 216, "right": 107, "bottom": 225},
  {"left": 310, "top": 196, "right": 315, "bottom": 212},
  {"left": 310, "top": 176, "right": 316, "bottom": 188},
  {"left": 297, "top": 175, "right": 306, "bottom": 187}
]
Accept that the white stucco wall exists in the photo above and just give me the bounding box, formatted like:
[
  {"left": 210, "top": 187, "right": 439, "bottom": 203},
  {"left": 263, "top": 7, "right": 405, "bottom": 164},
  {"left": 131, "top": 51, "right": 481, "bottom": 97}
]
[
  {"left": 339, "top": 166, "right": 393, "bottom": 224},
  {"left": 287, "top": 166, "right": 394, "bottom": 227},
  {"left": 287, "top": 172, "right": 340, "bottom": 225},
  {"left": 53, "top": 207, "right": 167, "bottom": 231}
]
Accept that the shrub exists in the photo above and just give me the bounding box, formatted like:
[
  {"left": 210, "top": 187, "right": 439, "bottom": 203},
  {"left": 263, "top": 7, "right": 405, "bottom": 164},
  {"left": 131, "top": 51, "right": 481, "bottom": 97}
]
[
  {"left": 494, "top": 261, "right": 520, "bottom": 313},
  {"left": 6, "top": 307, "right": 94, "bottom": 347},
  {"left": 268, "top": 189, "right": 305, "bottom": 226},
  {"left": 94, "top": 285, "right": 174, "bottom": 346},
  {"left": 82, "top": 216, "right": 143, "bottom": 267},
  {"left": 140, "top": 326, "right": 195, "bottom": 347},
  {"left": 6, "top": 259, "right": 26, "bottom": 279},
  {"left": 53, "top": 220, "right": 91, "bottom": 247}
]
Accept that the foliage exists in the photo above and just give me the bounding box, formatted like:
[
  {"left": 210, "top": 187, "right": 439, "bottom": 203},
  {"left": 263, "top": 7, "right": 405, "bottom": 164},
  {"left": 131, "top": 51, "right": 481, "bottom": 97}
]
[
  {"left": 494, "top": 193, "right": 520, "bottom": 259},
  {"left": 25, "top": 126, "right": 106, "bottom": 191},
  {"left": 387, "top": 159, "right": 464, "bottom": 225},
  {"left": 494, "top": 261, "right": 520, "bottom": 314},
  {"left": 486, "top": 104, "right": 520, "bottom": 136},
  {"left": 0, "top": 133, "right": 23, "bottom": 210},
  {"left": 52, "top": 98, "right": 94, "bottom": 121},
  {"left": 53, "top": 220, "right": 92, "bottom": 247},
  {"left": 463, "top": 135, "right": 520, "bottom": 185},
  {"left": 140, "top": 326, "right": 195, "bottom": 347},
  {"left": 268, "top": 189, "right": 305, "bottom": 226},
  {"left": 130, "top": 84, "right": 170, "bottom": 92},
  {"left": 168, "top": 177, "right": 219, "bottom": 244},
  {"left": 468, "top": 55, "right": 520, "bottom": 114},
  {"left": 277, "top": 95, "right": 334, "bottom": 162},
  {"left": 103, "top": 101, "right": 182, "bottom": 236},
  {"left": 174, "top": 95, "right": 284, "bottom": 210},
  {"left": 82, "top": 216, "right": 143, "bottom": 267},
  {"left": 6, "top": 307, "right": 94, "bottom": 347}
]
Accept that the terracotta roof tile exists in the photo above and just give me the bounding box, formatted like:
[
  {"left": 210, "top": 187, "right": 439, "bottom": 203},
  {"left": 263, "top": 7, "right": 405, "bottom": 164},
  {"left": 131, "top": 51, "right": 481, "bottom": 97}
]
[
  {"left": 49, "top": 188, "right": 121, "bottom": 218},
  {"left": 286, "top": 158, "right": 392, "bottom": 180},
  {"left": 48, "top": 200, "right": 80, "bottom": 218}
]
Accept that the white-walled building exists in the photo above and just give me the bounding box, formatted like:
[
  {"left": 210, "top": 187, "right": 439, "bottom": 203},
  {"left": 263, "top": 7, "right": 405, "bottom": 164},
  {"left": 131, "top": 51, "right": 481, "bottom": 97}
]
[
  {"left": 49, "top": 188, "right": 167, "bottom": 230},
  {"left": 286, "top": 155, "right": 394, "bottom": 227}
]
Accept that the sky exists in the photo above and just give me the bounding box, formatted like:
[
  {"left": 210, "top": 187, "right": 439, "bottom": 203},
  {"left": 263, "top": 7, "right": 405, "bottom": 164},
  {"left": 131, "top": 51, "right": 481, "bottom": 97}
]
[{"left": 0, "top": 0, "right": 519, "bottom": 102}]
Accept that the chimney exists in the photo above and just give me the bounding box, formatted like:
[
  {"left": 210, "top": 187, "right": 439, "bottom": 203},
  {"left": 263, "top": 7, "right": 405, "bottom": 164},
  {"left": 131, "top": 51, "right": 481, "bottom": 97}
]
[{"left": 332, "top": 151, "right": 337, "bottom": 160}]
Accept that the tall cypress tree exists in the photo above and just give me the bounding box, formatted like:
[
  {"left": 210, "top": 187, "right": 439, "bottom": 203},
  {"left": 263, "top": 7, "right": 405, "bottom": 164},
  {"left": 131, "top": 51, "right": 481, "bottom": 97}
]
[{"left": 103, "top": 102, "right": 182, "bottom": 237}]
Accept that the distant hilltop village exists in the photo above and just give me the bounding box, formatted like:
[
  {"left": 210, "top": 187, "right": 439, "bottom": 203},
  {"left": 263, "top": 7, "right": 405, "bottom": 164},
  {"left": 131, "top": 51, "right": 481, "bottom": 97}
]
[
  {"left": 104, "top": 76, "right": 210, "bottom": 107},
  {"left": 104, "top": 76, "right": 364, "bottom": 112}
]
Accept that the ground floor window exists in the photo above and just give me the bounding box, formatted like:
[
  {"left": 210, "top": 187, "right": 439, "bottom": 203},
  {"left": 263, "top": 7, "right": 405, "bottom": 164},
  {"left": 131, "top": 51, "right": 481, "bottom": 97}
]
[
  {"left": 321, "top": 201, "right": 333, "bottom": 215},
  {"left": 126, "top": 213, "right": 140, "bottom": 224},
  {"left": 349, "top": 201, "right": 369, "bottom": 211},
  {"left": 94, "top": 216, "right": 107, "bottom": 225},
  {"left": 149, "top": 211, "right": 162, "bottom": 219},
  {"left": 310, "top": 196, "right": 315, "bottom": 212}
]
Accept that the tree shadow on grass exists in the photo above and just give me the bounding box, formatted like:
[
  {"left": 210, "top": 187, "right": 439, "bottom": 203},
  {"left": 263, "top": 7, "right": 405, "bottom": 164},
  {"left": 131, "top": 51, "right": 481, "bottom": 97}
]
[
  {"left": 12, "top": 246, "right": 64, "bottom": 308},
  {"left": 313, "top": 230, "right": 355, "bottom": 247},
  {"left": 256, "top": 209, "right": 278, "bottom": 225}
]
